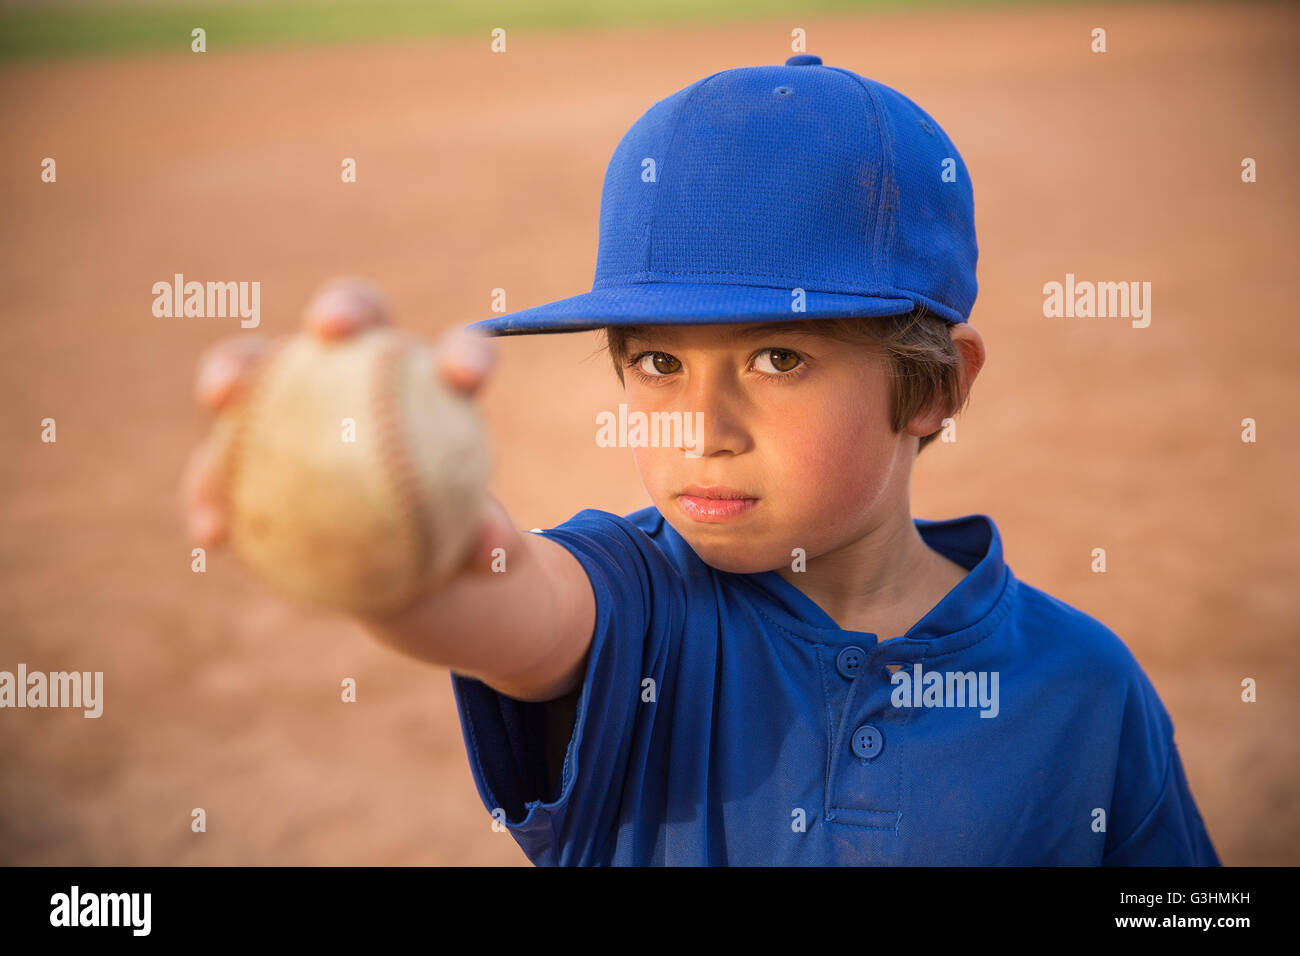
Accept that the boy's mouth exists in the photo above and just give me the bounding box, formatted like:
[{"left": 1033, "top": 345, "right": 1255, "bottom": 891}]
[{"left": 676, "top": 484, "right": 759, "bottom": 523}]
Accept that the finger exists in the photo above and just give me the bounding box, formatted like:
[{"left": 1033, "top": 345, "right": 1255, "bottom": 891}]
[
  {"left": 179, "top": 436, "right": 229, "bottom": 548},
  {"left": 302, "top": 277, "right": 392, "bottom": 340},
  {"left": 194, "top": 337, "right": 269, "bottom": 412},
  {"left": 436, "top": 326, "right": 497, "bottom": 396}
]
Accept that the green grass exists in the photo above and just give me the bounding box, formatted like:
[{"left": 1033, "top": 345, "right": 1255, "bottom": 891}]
[{"left": 0, "top": 0, "right": 1104, "bottom": 62}]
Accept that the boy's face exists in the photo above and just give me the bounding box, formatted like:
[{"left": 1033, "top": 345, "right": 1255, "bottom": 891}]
[{"left": 620, "top": 321, "right": 920, "bottom": 574}]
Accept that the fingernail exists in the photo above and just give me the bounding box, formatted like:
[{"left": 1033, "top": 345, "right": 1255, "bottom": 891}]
[
  {"left": 309, "top": 288, "right": 365, "bottom": 322},
  {"left": 456, "top": 341, "right": 494, "bottom": 375},
  {"left": 188, "top": 507, "right": 221, "bottom": 544},
  {"left": 196, "top": 358, "right": 234, "bottom": 406}
]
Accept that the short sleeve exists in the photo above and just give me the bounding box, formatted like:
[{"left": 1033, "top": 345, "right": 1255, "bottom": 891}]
[
  {"left": 449, "top": 508, "right": 683, "bottom": 866},
  {"left": 1101, "top": 662, "right": 1220, "bottom": 866},
  {"left": 1103, "top": 742, "right": 1221, "bottom": 866}
]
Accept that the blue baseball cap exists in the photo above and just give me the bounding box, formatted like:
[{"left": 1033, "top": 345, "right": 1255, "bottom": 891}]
[{"left": 468, "top": 54, "right": 977, "bottom": 336}]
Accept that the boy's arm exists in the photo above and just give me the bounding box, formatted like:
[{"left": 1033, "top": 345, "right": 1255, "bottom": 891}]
[{"left": 356, "top": 520, "right": 596, "bottom": 703}]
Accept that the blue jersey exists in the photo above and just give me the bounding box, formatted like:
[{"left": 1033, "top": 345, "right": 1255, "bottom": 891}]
[{"left": 450, "top": 506, "right": 1220, "bottom": 866}]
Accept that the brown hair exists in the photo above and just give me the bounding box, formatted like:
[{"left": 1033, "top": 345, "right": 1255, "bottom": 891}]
[{"left": 598, "top": 305, "right": 969, "bottom": 455}]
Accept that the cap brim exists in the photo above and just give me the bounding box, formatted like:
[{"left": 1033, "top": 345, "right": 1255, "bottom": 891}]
[{"left": 465, "top": 282, "right": 947, "bottom": 336}]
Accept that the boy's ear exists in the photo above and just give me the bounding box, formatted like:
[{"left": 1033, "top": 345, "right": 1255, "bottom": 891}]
[
  {"left": 906, "top": 397, "right": 951, "bottom": 440},
  {"left": 904, "top": 322, "right": 986, "bottom": 439},
  {"left": 950, "top": 323, "right": 986, "bottom": 405}
]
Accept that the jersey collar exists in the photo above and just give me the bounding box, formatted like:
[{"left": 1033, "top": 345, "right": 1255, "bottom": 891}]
[{"left": 738, "top": 513, "right": 1015, "bottom": 659}]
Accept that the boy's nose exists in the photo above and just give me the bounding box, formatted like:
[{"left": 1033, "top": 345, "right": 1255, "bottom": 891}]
[{"left": 678, "top": 380, "right": 752, "bottom": 458}]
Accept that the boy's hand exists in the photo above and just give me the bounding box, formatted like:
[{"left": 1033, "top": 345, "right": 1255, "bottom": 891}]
[
  {"left": 179, "top": 277, "right": 512, "bottom": 582},
  {"left": 181, "top": 277, "right": 592, "bottom": 701}
]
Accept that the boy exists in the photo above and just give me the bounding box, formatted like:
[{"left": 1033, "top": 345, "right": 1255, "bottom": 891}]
[{"left": 184, "top": 56, "right": 1219, "bottom": 866}]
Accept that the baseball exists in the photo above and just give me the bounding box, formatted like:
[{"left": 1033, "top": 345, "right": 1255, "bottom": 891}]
[{"left": 210, "top": 326, "right": 491, "bottom": 616}]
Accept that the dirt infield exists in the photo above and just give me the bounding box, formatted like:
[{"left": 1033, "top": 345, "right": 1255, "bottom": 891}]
[{"left": 1, "top": 2, "right": 1297, "bottom": 865}]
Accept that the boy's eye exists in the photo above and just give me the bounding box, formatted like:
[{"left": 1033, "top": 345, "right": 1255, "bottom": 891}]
[
  {"left": 626, "top": 347, "right": 805, "bottom": 380},
  {"left": 755, "top": 348, "right": 802, "bottom": 373},
  {"left": 635, "top": 352, "right": 681, "bottom": 376}
]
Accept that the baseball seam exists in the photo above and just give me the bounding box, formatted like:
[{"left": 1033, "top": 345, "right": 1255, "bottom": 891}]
[
  {"left": 221, "top": 337, "right": 289, "bottom": 540},
  {"left": 371, "top": 336, "right": 433, "bottom": 609}
]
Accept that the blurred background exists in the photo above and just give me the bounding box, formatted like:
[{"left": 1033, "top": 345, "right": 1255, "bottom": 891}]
[{"left": 0, "top": 0, "right": 1296, "bottom": 865}]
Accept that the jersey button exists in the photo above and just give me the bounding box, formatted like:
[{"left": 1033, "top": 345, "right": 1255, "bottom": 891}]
[
  {"left": 835, "top": 645, "right": 867, "bottom": 679},
  {"left": 851, "top": 724, "right": 884, "bottom": 760}
]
